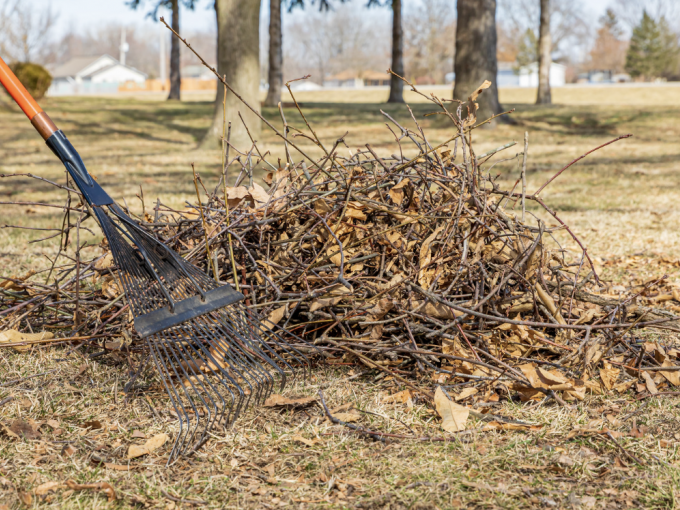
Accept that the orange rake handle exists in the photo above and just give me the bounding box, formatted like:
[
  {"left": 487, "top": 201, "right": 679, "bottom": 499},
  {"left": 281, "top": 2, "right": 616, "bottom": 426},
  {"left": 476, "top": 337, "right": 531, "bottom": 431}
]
[{"left": 0, "top": 55, "right": 58, "bottom": 140}]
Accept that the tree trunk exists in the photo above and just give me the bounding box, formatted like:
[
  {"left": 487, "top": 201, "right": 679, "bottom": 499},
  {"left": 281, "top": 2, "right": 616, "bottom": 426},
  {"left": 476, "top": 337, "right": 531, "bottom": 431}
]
[
  {"left": 536, "top": 0, "right": 552, "bottom": 104},
  {"left": 264, "top": 0, "right": 282, "bottom": 107},
  {"left": 387, "top": 0, "right": 404, "bottom": 103},
  {"left": 203, "top": 0, "right": 262, "bottom": 149},
  {"left": 168, "top": 0, "right": 181, "bottom": 101},
  {"left": 453, "top": 0, "right": 501, "bottom": 123}
]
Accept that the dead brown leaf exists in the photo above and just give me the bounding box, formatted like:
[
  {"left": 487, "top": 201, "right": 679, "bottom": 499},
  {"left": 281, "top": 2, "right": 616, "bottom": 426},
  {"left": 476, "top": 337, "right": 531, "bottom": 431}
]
[
  {"left": 127, "top": 433, "right": 169, "bottom": 459},
  {"left": 66, "top": 479, "right": 116, "bottom": 502},
  {"left": 642, "top": 371, "right": 659, "bottom": 395},
  {"left": 81, "top": 420, "right": 102, "bottom": 430},
  {"left": 35, "top": 481, "right": 65, "bottom": 496},
  {"left": 382, "top": 389, "right": 412, "bottom": 404},
  {"left": 9, "top": 419, "right": 40, "bottom": 440},
  {"left": 263, "top": 394, "right": 317, "bottom": 408},
  {"left": 434, "top": 387, "right": 469, "bottom": 432},
  {"left": 0, "top": 329, "right": 54, "bottom": 352}
]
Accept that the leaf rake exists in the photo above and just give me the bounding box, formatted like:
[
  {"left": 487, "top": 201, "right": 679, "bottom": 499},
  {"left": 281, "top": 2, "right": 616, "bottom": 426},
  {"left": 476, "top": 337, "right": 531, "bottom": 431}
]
[{"left": 0, "top": 56, "right": 310, "bottom": 463}]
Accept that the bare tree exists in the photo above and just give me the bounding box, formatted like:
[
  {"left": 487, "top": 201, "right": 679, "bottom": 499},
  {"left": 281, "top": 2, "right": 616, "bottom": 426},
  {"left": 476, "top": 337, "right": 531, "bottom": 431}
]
[
  {"left": 367, "top": 0, "right": 404, "bottom": 102},
  {"left": 453, "top": 0, "right": 502, "bottom": 122},
  {"left": 388, "top": 0, "right": 404, "bottom": 102},
  {"left": 283, "top": 6, "right": 389, "bottom": 85},
  {"left": 203, "top": 0, "right": 262, "bottom": 149},
  {"left": 497, "top": 0, "right": 590, "bottom": 63},
  {"left": 404, "top": 0, "right": 455, "bottom": 84},
  {"left": 536, "top": 0, "right": 551, "bottom": 104},
  {"left": 612, "top": 0, "right": 680, "bottom": 28},
  {"left": 167, "top": 0, "right": 181, "bottom": 100},
  {"left": 1, "top": 1, "right": 58, "bottom": 64},
  {"left": 264, "top": 0, "right": 283, "bottom": 106},
  {"left": 56, "top": 23, "right": 168, "bottom": 78},
  {"left": 587, "top": 9, "right": 628, "bottom": 72},
  {"left": 127, "top": 0, "right": 197, "bottom": 100}
]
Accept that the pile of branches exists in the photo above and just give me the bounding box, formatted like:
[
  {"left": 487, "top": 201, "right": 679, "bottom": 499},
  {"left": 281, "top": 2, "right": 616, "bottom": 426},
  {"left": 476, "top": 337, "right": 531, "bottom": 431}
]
[{"left": 3, "top": 81, "right": 680, "bottom": 407}]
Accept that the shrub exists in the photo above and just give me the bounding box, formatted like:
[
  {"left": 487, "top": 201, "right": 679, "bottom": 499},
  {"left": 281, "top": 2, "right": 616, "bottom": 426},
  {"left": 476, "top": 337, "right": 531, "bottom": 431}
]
[{"left": 9, "top": 62, "right": 52, "bottom": 100}]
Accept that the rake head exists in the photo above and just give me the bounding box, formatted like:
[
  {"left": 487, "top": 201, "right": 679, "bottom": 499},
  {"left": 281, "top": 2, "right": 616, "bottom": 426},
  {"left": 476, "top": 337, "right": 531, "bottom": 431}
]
[
  {"left": 92, "top": 201, "right": 311, "bottom": 463},
  {"left": 0, "top": 65, "right": 312, "bottom": 464}
]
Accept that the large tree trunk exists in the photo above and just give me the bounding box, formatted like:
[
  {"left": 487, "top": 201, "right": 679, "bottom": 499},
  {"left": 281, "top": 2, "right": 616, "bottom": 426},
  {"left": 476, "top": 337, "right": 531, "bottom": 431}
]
[
  {"left": 264, "top": 0, "right": 282, "bottom": 107},
  {"left": 453, "top": 0, "right": 501, "bottom": 123},
  {"left": 203, "top": 0, "right": 262, "bottom": 150},
  {"left": 168, "top": 0, "right": 181, "bottom": 101},
  {"left": 536, "top": 0, "right": 552, "bottom": 104},
  {"left": 387, "top": 0, "right": 404, "bottom": 103}
]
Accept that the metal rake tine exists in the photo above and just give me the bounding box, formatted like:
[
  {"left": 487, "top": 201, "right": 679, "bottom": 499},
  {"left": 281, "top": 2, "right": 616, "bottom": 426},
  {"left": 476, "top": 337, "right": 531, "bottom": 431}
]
[
  {"left": 205, "top": 313, "right": 282, "bottom": 400},
  {"left": 174, "top": 320, "right": 245, "bottom": 427},
  {"left": 154, "top": 331, "right": 217, "bottom": 458},
  {"left": 147, "top": 338, "right": 192, "bottom": 463}
]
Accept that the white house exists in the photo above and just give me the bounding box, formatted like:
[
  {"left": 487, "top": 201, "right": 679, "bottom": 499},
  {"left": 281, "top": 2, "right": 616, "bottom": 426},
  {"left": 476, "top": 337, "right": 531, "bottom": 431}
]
[
  {"left": 447, "top": 61, "right": 566, "bottom": 89},
  {"left": 518, "top": 62, "right": 566, "bottom": 87},
  {"left": 324, "top": 70, "right": 391, "bottom": 88},
  {"left": 48, "top": 55, "right": 147, "bottom": 96}
]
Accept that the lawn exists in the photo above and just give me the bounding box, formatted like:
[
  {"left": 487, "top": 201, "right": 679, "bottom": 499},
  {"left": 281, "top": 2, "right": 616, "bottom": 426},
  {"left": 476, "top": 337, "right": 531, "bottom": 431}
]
[{"left": 1, "top": 87, "right": 680, "bottom": 508}]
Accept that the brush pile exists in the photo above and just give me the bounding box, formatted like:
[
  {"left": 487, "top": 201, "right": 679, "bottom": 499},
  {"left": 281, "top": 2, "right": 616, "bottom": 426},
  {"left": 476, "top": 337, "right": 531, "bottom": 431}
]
[{"left": 2, "top": 84, "right": 680, "bottom": 408}]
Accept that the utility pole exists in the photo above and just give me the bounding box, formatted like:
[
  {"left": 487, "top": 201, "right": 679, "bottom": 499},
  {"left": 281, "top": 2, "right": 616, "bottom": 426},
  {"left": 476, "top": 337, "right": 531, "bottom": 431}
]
[
  {"left": 159, "top": 25, "right": 166, "bottom": 83},
  {"left": 119, "top": 27, "right": 129, "bottom": 66}
]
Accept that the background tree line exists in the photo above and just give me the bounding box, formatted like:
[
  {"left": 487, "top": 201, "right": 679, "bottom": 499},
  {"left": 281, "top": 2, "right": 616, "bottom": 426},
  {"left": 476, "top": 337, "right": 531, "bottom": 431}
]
[{"left": 2, "top": 0, "right": 680, "bottom": 144}]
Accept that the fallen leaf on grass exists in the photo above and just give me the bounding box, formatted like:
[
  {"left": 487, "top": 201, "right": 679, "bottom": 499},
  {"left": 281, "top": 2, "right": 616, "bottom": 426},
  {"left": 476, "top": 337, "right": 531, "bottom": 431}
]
[
  {"left": 292, "top": 435, "right": 320, "bottom": 447},
  {"left": 131, "top": 430, "right": 146, "bottom": 439},
  {"left": 599, "top": 363, "right": 620, "bottom": 391},
  {"left": 455, "top": 387, "right": 478, "bottom": 401},
  {"left": 35, "top": 481, "right": 65, "bottom": 496},
  {"left": 66, "top": 479, "right": 116, "bottom": 502},
  {"left": 0, "top": 329, "right": 54, "bottom": 352},
  {"left": 9, "top": 419, "right": 40, "bottom": 440},
  {"left": 127, "top": 433, "right": 169, "bottom": 459},
  {"left": 81, "top": 420, "right": 102, "bottom": 430},
  {"left": 62, "top": 445, "right": 76, "bottom": 457},
  {"left": 434, "top": 387, "right": 468, "bottom": 432},
  {"left": 44, "top": 419, "right": 60, "bottom": 429},
  {"left": 0, "top": 423, "right": 19, "bottom": 439},
  {"left": 382, "top": 390, "right": 412, "bottom": 404},
  {"left": 642, "top": 371, "right": 659, "bottom": 395},
  {"left": 613, "top": 380, "right": 635, "bottom": 393},
  {"left": 263, "top": 394, "right": 316, "bottom": 408},
  {"left": 659, "top": 361, "right": 680, "bottom": 386},
  {"left": 333, "top": 411, "right": 361, "bottom": 423},
  {"left": 18, "top": 491, "right": 32, "bottom": 506},
  {"left": 557, "top": 454, "right": 575, "bottom": 467}
]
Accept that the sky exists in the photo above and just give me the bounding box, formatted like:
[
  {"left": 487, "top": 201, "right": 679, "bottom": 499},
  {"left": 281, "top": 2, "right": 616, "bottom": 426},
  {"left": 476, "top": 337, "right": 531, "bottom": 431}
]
[
  {"left": 34, "top": 0, "right": 615, "bottom": 39},
  {"left": 32, "top": 0, "right": 219, "bottom": 36}
]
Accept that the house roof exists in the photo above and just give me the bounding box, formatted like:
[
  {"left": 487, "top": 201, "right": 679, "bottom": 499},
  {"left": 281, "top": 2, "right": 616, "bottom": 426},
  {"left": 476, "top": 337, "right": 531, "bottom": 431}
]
[
  {"left": 52, "top": 54, "right": 147, "bottom": 79},
  {"left": 362, "top": 70, "right": 390, "bottom": 81},
  {"left": 327, "top": 70, "right": 360, "bottom": 81},
  {"left": 327, "top": 70, "right": 390, "bottom": 81},
  {"left": 52, "top": 55, "right": 112, "bottom": 79}
]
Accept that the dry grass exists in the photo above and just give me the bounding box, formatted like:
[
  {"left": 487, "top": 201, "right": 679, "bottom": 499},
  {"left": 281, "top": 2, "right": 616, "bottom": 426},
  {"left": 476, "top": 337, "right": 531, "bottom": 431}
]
[{"left": 2, "top": 91, "right": 680, "bottom": 508}]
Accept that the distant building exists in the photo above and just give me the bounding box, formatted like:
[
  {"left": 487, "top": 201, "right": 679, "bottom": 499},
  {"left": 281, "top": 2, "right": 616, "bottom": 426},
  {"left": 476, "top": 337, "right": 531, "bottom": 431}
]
[
  {"left": 324, "top": 70, "right": 391, "bottom": 88},
  {"left": 576, "top": 70, "right": 631, "bottom": 84},
  {"left": 497, "top": 62, "right": 519, "bottom": 87},
  {"left": 48, "top": 55, "right": 147, "bottom": 96},
  {"left": 517, "top": 62, "right": 566, "bottom": 87},
  {"left": 182, "top": 64, "right": 215, "bottom": 80},
  {"left": 448, "top": 62, "right": 566, "bottom": 88}
]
